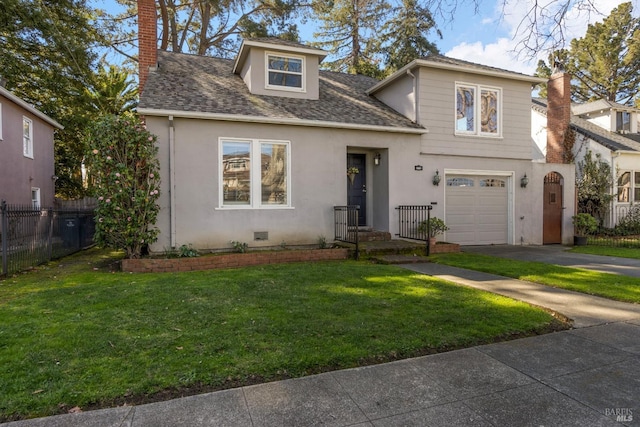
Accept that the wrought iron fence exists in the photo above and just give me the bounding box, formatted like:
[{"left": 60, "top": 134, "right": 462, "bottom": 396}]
[
  {"left": 1, "top": 201, "right": 95, "bottom": 276},
  {"left": 396, "top": 205, "right": 432, "bottom": 255},
  {"left": 333, "top": 205, "right": 359, "bottom": 260}
]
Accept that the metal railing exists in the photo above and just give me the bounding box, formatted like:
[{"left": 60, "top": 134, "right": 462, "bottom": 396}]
[
  {"left": 1, "top": 200, "right": 95, "bottom": 276},
  {"left": 396, "top": 205, "right": 432, "bottom": 255},
  {"left": 334, "top": 205, "right": 359, "bottom": 260}
]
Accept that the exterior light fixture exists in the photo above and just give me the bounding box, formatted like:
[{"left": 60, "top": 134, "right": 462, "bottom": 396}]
[
  {"left": 433, "top": 170, "right": 441, "bottom": 186},
  {"left": 374, "top": 152, "right": 381, "bottom": 166},
  {"left": 521, "top": 174, "right": 529, "bottom": 188}
]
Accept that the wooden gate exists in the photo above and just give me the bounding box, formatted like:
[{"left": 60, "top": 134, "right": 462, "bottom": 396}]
[{"left": 543, "top": 172, "right": 563, "bottom": 244}]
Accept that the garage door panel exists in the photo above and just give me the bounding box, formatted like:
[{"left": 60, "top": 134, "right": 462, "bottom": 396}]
[{"left": 446, "top": 175, "right": 508, "bottom": 245}]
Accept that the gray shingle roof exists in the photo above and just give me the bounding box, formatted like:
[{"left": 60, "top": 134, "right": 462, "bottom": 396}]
[
  {"left": 572, "top": 99, "right": 638, "bottom": 116},
  {"left": 532, "top": 98, "right": 640, "bottom": 152},
  {"left": 419, "top": 54, "right": 539, "bottom": 80},
  {"left": 139, "top": 50, "right": 423, "bottom": 130}
]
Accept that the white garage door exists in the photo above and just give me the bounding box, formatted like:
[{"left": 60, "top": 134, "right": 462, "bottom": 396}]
[{"left": 445, "top": 175, "right": 509, "bottom": 245}]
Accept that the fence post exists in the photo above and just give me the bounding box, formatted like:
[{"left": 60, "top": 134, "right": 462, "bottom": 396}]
[
  {"left": 426, "top": 206, "right": 431, "bottom": 257},
  {"left": 1, "top": 200, "right": 7, "bottom": 276},
  {"left": 47, "top": 207, "right": 54, "bottom": 261}
]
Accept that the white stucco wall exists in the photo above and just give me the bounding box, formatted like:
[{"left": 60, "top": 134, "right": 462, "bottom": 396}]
[{"left": 146, "top": 115, "right": 427, "bottom": 252}]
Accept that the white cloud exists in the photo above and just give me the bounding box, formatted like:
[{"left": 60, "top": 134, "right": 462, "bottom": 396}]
[
  {"left": 444, "top": 0, "right": 639, "bottom": 75},
  {"left": 445, "top": 39, "right": 538, "bottom": 74}
]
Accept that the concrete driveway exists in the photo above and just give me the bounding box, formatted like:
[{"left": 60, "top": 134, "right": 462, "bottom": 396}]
[{"left": 463, "top": 244, "right": 640, "bottom": 278}]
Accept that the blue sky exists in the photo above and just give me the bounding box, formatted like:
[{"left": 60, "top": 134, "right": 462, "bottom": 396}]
[{"left": 98, "top": 0, "right": 639, "bottom": 75}]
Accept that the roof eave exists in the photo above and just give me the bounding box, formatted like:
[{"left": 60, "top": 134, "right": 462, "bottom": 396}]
[
  {"left": 0, "top": 87, "right": 64, "bottom": 129},
  {"left": 232, "top": 39, "right": 328, "bottom": 74},
  {"left": 368, "top": 59, "right": 545, "bottom": 95},
  {"left": 138, "top": 107, "right": 427, "bottom": 135}
]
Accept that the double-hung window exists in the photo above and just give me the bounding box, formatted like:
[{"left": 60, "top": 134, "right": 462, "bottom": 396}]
[
  {"left": 617, "top": 171, "right": 640, "bottom": 202},
  {"left": 455, "top": 83, "right": 501, "bottom": 137},
  {"left": 23, "top": 116, "right": 33, "bottom": 158},
  {"left": 266, "top": 53, "right": 304, "bottom": 91},
  {"left": 220, "top": 138, "right": 291, "bottom": 208}
]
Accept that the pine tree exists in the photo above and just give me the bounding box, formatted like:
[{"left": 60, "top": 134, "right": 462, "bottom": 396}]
[
  {"left": 312, "top": 0, "right": 390, "bottom": 76},
  {"left": 379, "top": 0, "right": 441, "bottom": 74},
  {"left": 536, "top": 2, "right": 640, "bottom": 106}
]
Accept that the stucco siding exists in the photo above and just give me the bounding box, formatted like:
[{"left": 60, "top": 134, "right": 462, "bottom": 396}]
[{"left": 147, "top": 116, "right": 424, "bottom": 252}]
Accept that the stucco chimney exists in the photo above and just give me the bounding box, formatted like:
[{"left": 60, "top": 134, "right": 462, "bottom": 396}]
[
  {"left": 546, "top": 65, "right": 571, "bottom": 163},
  {"left": 137, "top": 0, "right": 157, "bottom": 94}
]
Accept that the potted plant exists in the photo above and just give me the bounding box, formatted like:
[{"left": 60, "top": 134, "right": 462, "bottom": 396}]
[
  {"left": 572, "top": 213, "right": 597, "bottom": 245},
  {"left": 418, "top": 217, "right": 449, "bottom": 242}
]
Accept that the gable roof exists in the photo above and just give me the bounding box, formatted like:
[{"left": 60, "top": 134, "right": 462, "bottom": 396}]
[
  {"left": 572, "top": 99, "right": 638, "bottom": 116},
  {"left": 533, "top": 98, "right": 640, "bottom": 153},
  {"left": 368, "top": 54, "right": 545, "bottom": 95},
  {"left": 0, "top": 86, "right": 63, "bottom": 129},
  {"left": 138, "top": 50, "right": 425, "bottom": 134},
  {"left": 232, "top": 38, "right": 328, "bottom": 74}
]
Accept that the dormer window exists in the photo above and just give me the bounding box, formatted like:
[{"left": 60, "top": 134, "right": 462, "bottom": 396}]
[
  {"left": 266, "top": 52, "right": 304, "bottom": 92},
  {"left": 616, "top": 111, "right": 631, "bottom": 132}
]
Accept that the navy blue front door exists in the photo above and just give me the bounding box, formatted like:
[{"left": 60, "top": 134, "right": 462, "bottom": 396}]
[{"left": 347, "top": 154, "right": 366, "bottom": 226}]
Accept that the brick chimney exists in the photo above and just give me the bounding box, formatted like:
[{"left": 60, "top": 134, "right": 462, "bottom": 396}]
[
  {"left": 137, "top": 0, "right": 157, "bottom": 94},
  {"left": 546, "top": 64, "right": 572, "bottom": 163}
]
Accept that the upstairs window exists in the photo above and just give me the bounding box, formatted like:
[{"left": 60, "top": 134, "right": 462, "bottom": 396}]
[
  {"left": 23, "top": 117, "right": 33, "bottom": 158},
  {"left": 266, "top": 53, "right": 304, "bottom": 91},
  {"left": 455, "top": 83, "right": 501, "bottom": 137},
  {"left": 616, "top": 111, "right": 631, "bottom": 132}
]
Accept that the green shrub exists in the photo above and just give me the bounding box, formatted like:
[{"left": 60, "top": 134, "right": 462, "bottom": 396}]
[
  {"left": 572, "top": 213, "right": 598, "bottom": 236},
  {"left": 85, "top": 113, "right": 161, "bottom": 259},
  {"left": 615, "top": 205, "right": 640, "bottom": 235},
  {"left": 418, "top": 217, "right": 450, "bottom": 238}
]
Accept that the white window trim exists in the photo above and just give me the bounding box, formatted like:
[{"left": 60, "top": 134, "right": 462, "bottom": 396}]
[
  {"left": 218, "top": 137, "right": 292, "bottom": 209},
  {"left": 31, "top": 187, "right": 40, "bottom": 209},
  {"left": 0, "top": 102, "right": 3, "bottom": 140},
  {"left": 264, "top": 51, "right": 306, "bottom": 93},
  {"left": 23, "top": 116, "right": 33, "bottom": 158},
  {"left": 454, "top": 82, "right": 502, "bottom": 138}
]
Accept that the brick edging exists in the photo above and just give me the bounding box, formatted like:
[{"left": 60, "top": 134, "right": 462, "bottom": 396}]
[{"left": 121, "top": 248, "right": 350, "bottom": 273}]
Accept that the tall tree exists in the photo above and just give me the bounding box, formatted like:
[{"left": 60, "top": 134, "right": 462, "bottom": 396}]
[
  {"left": 103, "top": 0, "right": 303, "bottom": 60},
  {"left": 0, "top": 0, "right": 104, "bottom": 198},
  {"left": 86, "top": 64, "right": 138, "bottom": 115},
  {"left": 312, "top": 0, "right": 390, "bottom": 76},
  {"left": 378, "top": 0, "right": 441, "bottom": 74},
  {"left": 536, "top": 2, "right": 640, "bottom": 106}
]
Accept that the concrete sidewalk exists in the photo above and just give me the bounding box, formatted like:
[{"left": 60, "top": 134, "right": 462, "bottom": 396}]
[{"left": 5, "top": 254, "right": 640, "bottom": 426}]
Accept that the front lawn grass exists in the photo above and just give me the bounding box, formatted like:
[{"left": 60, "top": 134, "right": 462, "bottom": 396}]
[
  {"left": 571, "top": 245, "right": 640, "bottom": 259},
  {"left": 0, "top": 248, "right": 563, "bottom": 421},
  {"left": 433, "top": 252, "right": 640, "bottom": 303}
]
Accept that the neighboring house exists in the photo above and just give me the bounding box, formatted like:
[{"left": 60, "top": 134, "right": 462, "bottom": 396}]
[
  {"left": 532, "top": 93, "right": 640, "bottom": 227},
  {"left": 0, "top": 85, "right": 62, "bottom": 207},
  {"left": 137, "top": 0, "right": 575, "bottom": 251}
]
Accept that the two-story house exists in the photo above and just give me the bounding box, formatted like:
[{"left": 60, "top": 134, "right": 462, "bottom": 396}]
[
  {"left": 533, "top": 95, "right": 640, "bottom": 227},
  {"left": 137, "top": 0, "right": 575, "bottom": 252},
  {"left": 0, "top": 85, "right": 62, "bottom": 207}
]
